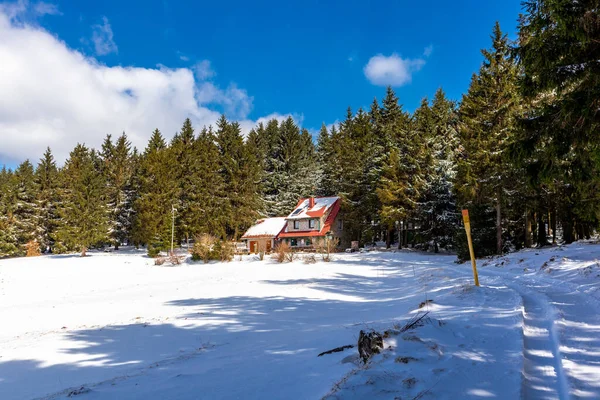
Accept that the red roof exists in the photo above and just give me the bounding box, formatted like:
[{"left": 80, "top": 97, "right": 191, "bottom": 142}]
[{"left": 277, "top": 198, "right": 341, "bottom": 238}]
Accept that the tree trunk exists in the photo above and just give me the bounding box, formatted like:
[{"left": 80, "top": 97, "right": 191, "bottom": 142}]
[
  {"left": 386, "top": 228, "right": 391, "bottom": 249},
  {"left": 81, "top": 247, "right": 87, "bottom": 257},
  {"left": 525, "top": 210, "right": 532, "bottom": 248},
  {"left": 583, "top": 223, "right": 591, "bottom": 240},
  {"left": 537, "top": 210, "right": 547, "bottom": 246},
  {"left": 496, "top": 191, "right": 502, "bottom": 254},
  {"left": 563, "top": 219, "right": 574, "bottom": 244},
  {"left": 576, "top": 222, "right": 584, "bottom": 241},
  {"left": 550, "top": 209, "right": 557, "bottom": 245},
  {"left": 397, "top": 227, "right": 402, "bottom": 249},
  {"left": 114, "top": 244, "right": 119, "bottom": 251}
]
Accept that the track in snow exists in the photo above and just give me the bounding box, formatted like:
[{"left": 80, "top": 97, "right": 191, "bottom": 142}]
[{"left": 520, "top": 289, "right": 570, "bottom": 400}]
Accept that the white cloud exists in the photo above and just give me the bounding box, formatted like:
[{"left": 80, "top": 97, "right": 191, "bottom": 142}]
[
  {"left": 0, "top": 0, "right": 60, "bottom": 22},
  {"left": 0, "top": 9, "right": 288, "bottom": 164},
  {"left": 424, "top": 44, "right": 433, "bottom": 57},
  {"left": 32, "top": 1, "right": 60, "bottom": 16},
  {"left": 363, "top": 53, "right": 425, "bottom": 87},
  {"left": 193, "top": 59, "right": 215, "bottom": 80},
  {"left": 91, "top": 16, "right": 117, "bottom": 56}
]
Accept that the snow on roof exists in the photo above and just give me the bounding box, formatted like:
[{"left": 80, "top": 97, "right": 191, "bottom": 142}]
[
  {"left": 286, "top": 197, "right": 340, "bottom": 219},
  {"left": 241, "top": 217, "right": 287, "bottom": 238}
]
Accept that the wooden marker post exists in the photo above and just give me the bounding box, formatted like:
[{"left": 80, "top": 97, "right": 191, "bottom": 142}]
[{"left": 462, "top": 209, "right": 480, "bottom": 287}]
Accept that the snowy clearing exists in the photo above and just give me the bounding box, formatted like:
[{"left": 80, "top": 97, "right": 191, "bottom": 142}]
[{"left": 1, "top": 244, "right": 600, "bottom": 399}]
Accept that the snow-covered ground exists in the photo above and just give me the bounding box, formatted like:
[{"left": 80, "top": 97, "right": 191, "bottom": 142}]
[{"left": 1, "top": 244, "right": 599, "bottom": 399}]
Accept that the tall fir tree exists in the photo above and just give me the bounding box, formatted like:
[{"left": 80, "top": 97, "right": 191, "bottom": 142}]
[
  {"left": 456, "top": 22, "right": 522, "bottom": 256},
  {"left": 215, "top": 116, "right": 261, "bottom": 238},
  {"left": 100, "top": 133, "right": 136, "bottom": 249},
  {"left": 13, "top": 160, "right": 40, "bottom": 254},
  {"left": 377, "top": 87, "right": 423, "bottom": 248},
  {"left": 54, "top": 145, "right": 109, "bottom": 256},
  {"left": 132, "top": 129, "right": 175, "bottom": 253},
  {"left": 515, "top": 0, "right": 600, "bottom": 244},
  {"left": 35, "top": 148, "right": 59, "bottom": 252},
  {"left": 0, "top": 166, "right": 19, "bottom": 257}
]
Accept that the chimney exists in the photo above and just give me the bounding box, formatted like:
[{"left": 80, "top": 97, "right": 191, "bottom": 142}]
[{"left": 308, "top": 197, "right": 315, "bottom": 209}]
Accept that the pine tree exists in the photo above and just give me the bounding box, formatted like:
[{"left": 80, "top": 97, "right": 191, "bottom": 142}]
[
  {"left": 54, "top": 144, "right": 109, "bottom": 256},
  {"left": 377, "top": 87, "right": 422, "bottom": 248},
  {"left": 12, "top": 160, "right": 40, "bottom": 254},
  {"left": 100, "top": 134, "right": 135, "bottom": 249},
  {"left": 263, "top": 117, "right": 316, "bottom": 216},
  {"left": 170, "top": 118, "right": 198, "bottom": 246},
  {"left": 515, "top": 0, "right": 600, "bottom": 243},
  {"left": 416, "top": 90, "right": 460, "bottom": 252},
  {"left": 456, "top": 22, "right": 522, "bottom": 255},
  {"left": 132, "top": 129, "right": 175, "bottom": 253},
  {"left": 0, "top": 166, "right": 19, "bottom": 257},
  {"left": 35, "top": 148, "right": 59, "bottom": 252},
  {"left": 215, "top": 115, "right": 260, "bottom": 238}
]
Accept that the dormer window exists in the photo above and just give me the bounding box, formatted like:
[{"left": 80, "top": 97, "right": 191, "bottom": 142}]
[
  {"left": 293, "top": 220, "right": 300, "bottom": 229},
  {"left": 309, "top": 219, "right": 315, "bottom": 229}
]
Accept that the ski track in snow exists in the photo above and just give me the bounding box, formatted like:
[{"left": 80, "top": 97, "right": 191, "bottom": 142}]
[
  {"left": 519, "top": 288, "right": 570, "bottom": 400},
  {"left": 474, "top": 247, "right": 600, "bottom": 400}
]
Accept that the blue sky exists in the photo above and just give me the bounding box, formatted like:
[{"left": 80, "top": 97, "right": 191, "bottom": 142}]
[{"left": 0, "top": 0, "right": 522, "bottom": 167}]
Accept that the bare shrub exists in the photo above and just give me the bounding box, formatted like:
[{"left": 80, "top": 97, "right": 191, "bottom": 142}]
[
  {"left": 154, "top": 256, "right": 166, "bottom": 266},
  {"left": 314, "top": 237, "right": 339, "bottom": 262},
  {"left": 191, "top": 234, "right": 217, "bottom": 263},
  {"left": 257, "top": 240, "right": 267, "bottom": 261},
  {"left": 214, "top": 240, "right": 234, "bottom": 262},
  {"left": 25, "top": 240, "right": 41, "bottom": 257},
  {"left": 272, "top": 241, "right": 292, "bottom": 263},
  {"left": 303, "top": 254, "right": 317, "bottom": 264}
]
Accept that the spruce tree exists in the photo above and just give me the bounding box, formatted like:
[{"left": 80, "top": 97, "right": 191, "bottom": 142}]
[
  {"left": 515, "top": 0, "right": 600, "bottom": 243},
  {"left": 13, "top": 160, "right": 40, "bottom": 254},
  {"left": 132, "top": 129, "right": 175, "bottom": 253},
  {"left": 35, "top": 148, "right": 59, "bottom": 252},
  {"left": 377, "top": 87, "right": 422, "bottom": 248},
  {"left": 54, "top": 144, "right": 109, "bottom": 256},
  {"left": 416, "top": 91, "right": 460, "bottom": 252},
  {"left": 215, "top": 116, "right": 260, "bottom": 238},
  {"left": 100, "top": 134, "right": 136, "bottom": 249},
  {"left": 0, "top": 167, "right": 19, "bottom": 257},
  {"left": 456, "top": 22, "right": 522, "bottom": 255}
]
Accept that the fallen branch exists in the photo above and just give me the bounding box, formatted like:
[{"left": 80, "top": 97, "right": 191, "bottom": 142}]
[
  {"left": 317, "top": 344, "right": 354, "bottom": 357},
  {"left": 384, "top": 311, "right": 430, "bottom": 337}
]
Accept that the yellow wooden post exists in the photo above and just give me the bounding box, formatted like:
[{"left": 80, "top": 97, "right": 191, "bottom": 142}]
[{"left": 462, "top": 209, "right": 480, "bottom": 287}]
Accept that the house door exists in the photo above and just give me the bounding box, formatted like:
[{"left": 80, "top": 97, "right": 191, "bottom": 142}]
[
  {"left": 249, "top": 241, "right": 257, "bottom": 253},
  {"left": 266, "top": 240, "right": 272, "bottom": 253}
]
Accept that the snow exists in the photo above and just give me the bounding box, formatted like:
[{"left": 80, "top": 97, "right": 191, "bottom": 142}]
[
  {"left": 1, "top": 243, "right": 599, "bottom": 399},
  {"left": 241, "top": 217, "right": 287, "bottom": 238},
  {"left": 286, "top": 196, "right": 338, "bottom": 219}
]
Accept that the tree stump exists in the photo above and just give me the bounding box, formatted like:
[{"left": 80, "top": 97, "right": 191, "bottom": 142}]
[{"left": 358, "top": 330, "right": 383, "bottom": 364}]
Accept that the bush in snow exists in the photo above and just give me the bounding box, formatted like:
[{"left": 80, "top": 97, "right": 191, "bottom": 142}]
[
  {"left": 303, "top": 254, "right": 317, "bottom": 264},
  {"left": 314, "top": 237, "right": 339, "bottom": 262},
  {"left": 272, "top": 242, "right": 294, "bottom": 263},
  {"left": 147, "top": 244, "right": 161, "bottom": 258},
  {"left": 191, "top": 234, "right": 217, "bottom": 263},
  {"left": 213, "top": 240, "right": 234, "bottom": 262},
  {"left": 25, "top": 240, "right": 41, "bottom": 257}
]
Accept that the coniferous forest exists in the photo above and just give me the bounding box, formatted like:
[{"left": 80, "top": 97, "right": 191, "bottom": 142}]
[{"left": 1, "top": 2, "right": 599, "bottom": 260}]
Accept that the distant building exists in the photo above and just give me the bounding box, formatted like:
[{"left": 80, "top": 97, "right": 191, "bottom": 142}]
[
  {"left": 241, "top": 217, "right": 287, "bottom": 254},
  {"left": 277, "top": 196, "right": 342, "bottom": 248}
]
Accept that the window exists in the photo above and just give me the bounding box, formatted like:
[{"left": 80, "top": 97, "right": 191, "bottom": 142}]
[
  {"left": 309, "top": 219, "right": 315, "bottom": 229},
  {"left": 338, "top": 220, "right": 343, "bottom": 230},
  {"left": 290, "top": 238, "right": 298, "bottom": 246},
  {"left": 293, "top": 220, "right": 300, "bottom": 229},
  {"left": 306, "top": 238, "right": 312, "bottom": 246}
]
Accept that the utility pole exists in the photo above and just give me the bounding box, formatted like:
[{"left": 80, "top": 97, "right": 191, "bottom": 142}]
[{"left": 171, "top": 205, "right": 176, "bottom": 256}]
